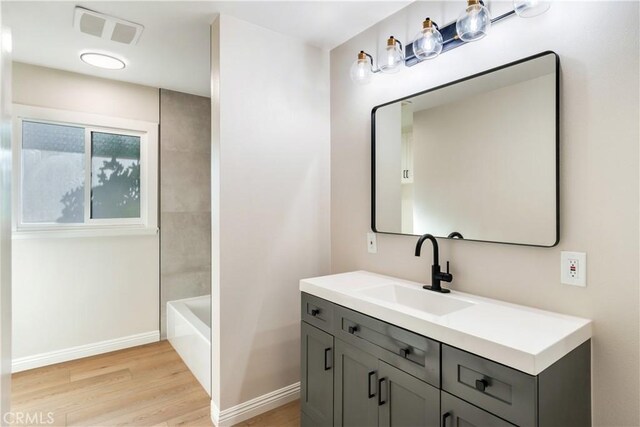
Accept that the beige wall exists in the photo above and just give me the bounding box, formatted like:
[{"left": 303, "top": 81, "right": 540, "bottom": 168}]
[
  {"left": 13, "top": 63, "right": 158, "bottom": 123},
  {"left": 211, "top": 15, "right": 330, "bottom": 415},
  {"left": 330, "top": 2, "right": 639, "bottom": 426},
  {"left": 11, "top": 63, "right": 160, "bottom": 361}
]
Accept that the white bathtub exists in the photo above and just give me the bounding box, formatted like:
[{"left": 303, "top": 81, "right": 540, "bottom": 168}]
[{"left": 167, "top": 295, "right": 211, "bottom": 396}]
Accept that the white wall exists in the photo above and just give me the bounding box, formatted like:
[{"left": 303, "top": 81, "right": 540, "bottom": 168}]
[
  {"left": 0, "top": 19, "right": 11, "bottom": 418},
  {"left": 211, "top": 14, "right": 330, "bottom": 418},
  {"left": 411, "top": 73, "right": 556, "bottom": 245},
  {"left": 330, "top": 2, "right": 639, "bottom": 426},
  {"left": 11, "top": 63, "right": 159, "bottom": 365},
  {"left": 375, "top": 103, "right": 402, "bottom": 230}
]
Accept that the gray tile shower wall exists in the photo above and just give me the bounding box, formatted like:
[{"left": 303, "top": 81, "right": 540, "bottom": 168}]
[{"left": 159, "top": 88, "right": 211, "bottom": 338}]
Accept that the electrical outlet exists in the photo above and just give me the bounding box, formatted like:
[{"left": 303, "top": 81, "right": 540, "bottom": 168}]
[
  {"left": 561, "top": 251, "right": 586, "bottom": 287},
  {"left": 367, "top": 232, "right": 377, "bottom": 254}
]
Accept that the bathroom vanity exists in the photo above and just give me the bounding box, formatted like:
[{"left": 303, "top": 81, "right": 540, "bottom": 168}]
[{"left": 300, "top": 271, "right": 591, "bottom": 427}]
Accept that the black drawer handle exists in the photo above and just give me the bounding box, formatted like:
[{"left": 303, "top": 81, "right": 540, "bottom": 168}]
[
  {"left": 311, "top": 308, "right": 320, "bottom": 317},
  {"left": 442, "top": 412, "right": 451, "bottom": 427},
  {"left": 475, "top": 378, "right": 489, "bottom": 392},
  {"left": 348, "top": 325, "right": 359, "bottom": 334},
  {"left": 377, "top": 377, "right": 387, "bottom": 406},
  {"left": 400, "top": 347, "right": 411, "bottom": 358},
  {"left": 367, "top": 371, "right": 376, "bottom": 398},
  {"left": 324, "top": 347, "right": 332, "bottom": 371}
]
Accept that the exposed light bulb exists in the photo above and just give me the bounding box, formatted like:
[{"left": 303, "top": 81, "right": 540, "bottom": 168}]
[
  {"left": 456, "top": 0, "right": 492, "bottom": 42},
  {"left": 513, "top": 0, "right": 551, "bottom": 17},
  {"left": 350, "top": 51, "right": 373, "bottom": 85},
  {"left": 412, "top": 18, "right": 443, "bottom": 61},
  {"left": 379, "top": 36, "right": 404, "bottom": 74}
]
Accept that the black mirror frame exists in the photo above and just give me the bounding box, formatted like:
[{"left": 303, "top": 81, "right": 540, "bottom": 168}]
[{"left": 370, "top": 51, "right": 560, "bottom": 248}]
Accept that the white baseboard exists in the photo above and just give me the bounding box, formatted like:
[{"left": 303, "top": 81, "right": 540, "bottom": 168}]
[
  {"left": 12, "top": 330, "right": 160, "bottom": 372},
  {"left": 210, "top": 382, "right": 300, "bottom": 427}
]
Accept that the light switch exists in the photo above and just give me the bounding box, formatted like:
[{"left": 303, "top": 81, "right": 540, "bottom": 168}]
[{"left": 561, "top": 251, "right": 586, "bottom": 287}]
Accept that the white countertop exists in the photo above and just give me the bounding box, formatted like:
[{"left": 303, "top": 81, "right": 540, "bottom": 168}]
[{"left": 300, "top": 271, "right": 592, "bottom": 375}]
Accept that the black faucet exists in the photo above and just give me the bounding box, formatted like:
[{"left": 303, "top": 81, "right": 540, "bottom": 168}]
[{"left": 415, "top": 234, "right": 452, "bottom": 293}]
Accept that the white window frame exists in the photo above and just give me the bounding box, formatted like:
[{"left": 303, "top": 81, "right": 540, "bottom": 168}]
[{"left": 12, "top": 104, "right": 158, "bottom": 238}]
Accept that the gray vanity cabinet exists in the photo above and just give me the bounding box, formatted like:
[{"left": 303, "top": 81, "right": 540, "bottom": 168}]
[
  {"left": 301, "top": 292, "right": 591, "bottom": 427},
  {"left": 378, "top": 361, "right": 440, "bottom": 427},
  {"left": 333, "top": 339, "right": 439, "bottom": 427},
  {"left": 334, "top": 340, "right": 379, "bottom": 427},
  {"left": 302, "top": 292, "right": 441, "bottom": 427},
  {"left": 301, "top": 322, "right": 334, "bottom": 426}
]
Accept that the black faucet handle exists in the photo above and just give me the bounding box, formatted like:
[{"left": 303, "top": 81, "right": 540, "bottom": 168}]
[{"left": 440, "top": 261, "right": 453, "bottom": 283}]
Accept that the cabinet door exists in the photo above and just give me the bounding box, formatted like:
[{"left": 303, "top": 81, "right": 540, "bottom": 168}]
[
  {"left": 334, "top": 339, "right": 379, "bottom": 427},
  {"left": 441, "top": 392, "right": 516, "bottom": 427},
  {"left": 301, "top": 322, "right": 334, "bottom": 426},
  {"left": 378, "top": 360, "right": 440, "bottom": 427}
]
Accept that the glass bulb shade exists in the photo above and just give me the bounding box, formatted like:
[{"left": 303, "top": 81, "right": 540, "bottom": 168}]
[
  {"left": 350, "top": 58, "right": 373, "bottom": 84},
  {"left": 513, "top": 0, "right": 550, "bottom": 17},
  {"left": 456, "top": 3, "right": 492, "bottom": 42},
  {"left": 412, "top": 27, "right": 443, "bottom": 60},
  {"left": 379, "top": 44, "right": 404, "bottom": 74}
]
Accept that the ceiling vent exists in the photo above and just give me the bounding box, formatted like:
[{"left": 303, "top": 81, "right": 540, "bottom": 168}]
[{"left": 74, "top": 7, "right": 144, "bottom": 45}]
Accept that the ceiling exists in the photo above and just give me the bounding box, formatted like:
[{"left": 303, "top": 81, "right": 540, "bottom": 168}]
[{"left": 3, "top": 1, "right": 412, "bottom": 97}]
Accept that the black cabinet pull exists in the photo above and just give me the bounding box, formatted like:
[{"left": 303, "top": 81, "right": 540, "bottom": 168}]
[
  {"left": 400, "top": 347, "right": 411, "bottom": 358},
  {"left": 324, "top": 347, "right": 332, "bottom": 371},
  {"left": 442, "top": 412, "right": 451, "bottom": 427},
  {"left": 377, "top": 377, "right": 387, "bottom": 406},
  {"left": 348, "top": 325, "right": 359, "bottom": 334},
  {"left": 367, "top": 371, "right": 376, "bottom": 398},
  {"left": 475, "top": 378, "right": 489, "bottom": 392},
  {"left": 311, "top": 308, "right": 320, "bottom": 317}
]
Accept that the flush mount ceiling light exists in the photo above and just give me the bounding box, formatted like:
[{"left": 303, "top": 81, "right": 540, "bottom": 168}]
[
  {"left": 80, "top": 52, "right": 126, "bottom": 70},
  {"left": 350, "top": 0, "right": 551, "bottom": 84}
]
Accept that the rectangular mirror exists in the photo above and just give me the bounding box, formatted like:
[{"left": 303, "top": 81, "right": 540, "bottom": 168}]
[{"left": 372, "top": 51, "right": 558, "bottom": 247}]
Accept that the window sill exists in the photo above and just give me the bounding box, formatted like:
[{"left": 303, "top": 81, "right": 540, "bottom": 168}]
[{"left": 12, "top": 226, "right": 159, "bottom": 240}]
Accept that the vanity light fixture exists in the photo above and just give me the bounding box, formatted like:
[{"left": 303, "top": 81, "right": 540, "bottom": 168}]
[
  {"left": 413, "top": 18, "right": 443, "bottom": 60},
  {"left": 80, "top": 52, "right": 126, "bottom": 70},
  {"left": 349, "top": 0, "right": 551, "bottom": 84},
  {"left": 456, "top": 0, "right": 492, "bottom": 42},
  {"left": 379, "top": 36, "right": 404, "bottom": 74}
]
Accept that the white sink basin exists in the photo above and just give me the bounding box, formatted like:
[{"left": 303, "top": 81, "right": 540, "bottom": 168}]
[{"left": 358, "top": 284, "right": 474, "bottom": 316}]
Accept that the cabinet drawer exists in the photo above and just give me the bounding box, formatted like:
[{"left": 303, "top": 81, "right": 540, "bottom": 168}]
[
  {"left": 441, "top": 391, "right": 516, "bottom": 427},
  {"left": 334, "top": 305, "right": 440, "bottom": 387},
  {"left": 302, "top": 292, "right": 334, "bottom": 334},
  {"left": 442, "top": 345, "right": 536, "bottom": 427}
]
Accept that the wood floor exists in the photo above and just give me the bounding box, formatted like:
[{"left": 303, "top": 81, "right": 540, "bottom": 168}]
[{"left": 10, "top": 341, "right": 300, "bottom": 427}]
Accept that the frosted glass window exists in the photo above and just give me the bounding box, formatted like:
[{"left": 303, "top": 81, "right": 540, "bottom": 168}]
[
  {"left": 91, "top": 132, "right": 141, "bottom": 219},
  {"left": 21, "top": 121, "right": 85, "bottom": 223}
]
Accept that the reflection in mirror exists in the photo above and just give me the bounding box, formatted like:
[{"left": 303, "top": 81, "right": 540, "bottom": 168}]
[{"left": 373, "top": 52, "right": 558, "bottom": 246}]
